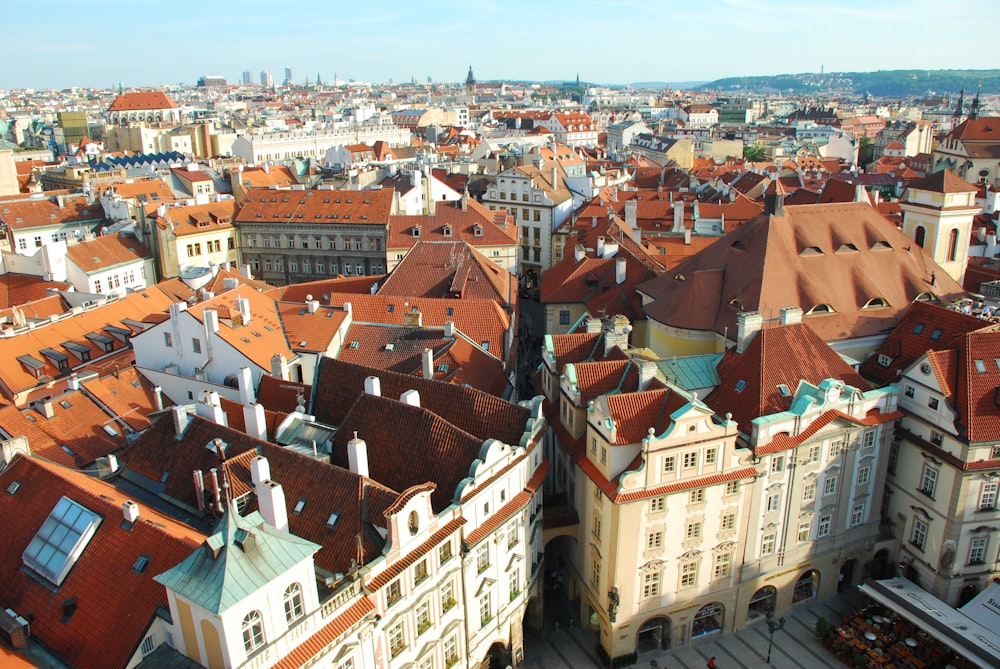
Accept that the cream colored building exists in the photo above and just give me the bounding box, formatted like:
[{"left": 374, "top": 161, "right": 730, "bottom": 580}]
[
  {"left": 150, "top": 200, "right": 238, "bottom": 279},
  {"left": 899, "top": 170, "right": 979, "bottom": 285}
]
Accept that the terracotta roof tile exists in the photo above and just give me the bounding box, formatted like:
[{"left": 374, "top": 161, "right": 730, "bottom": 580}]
[
  {"left": 270, "top": 598, "right": 375, "bottom": 669},
  {"left": 155, "top": 200, "right": 236, "bottom": 237},
  {"left": 255, "top": 373, "right": 311, "bottom": 413},
  {"left": 604, "top": 387, "right": 690, "bottom": 444},
  {"left": 107, "top": 91, "right": 178, "bottom": 111},
  {"left": 0, "top": 277, "right": 71, "bottom": 310},
  {"left": 758, "top": 408, "right": 902, "bottom": 455},
  {"left": 0, "top": 456, "right": 202, "bottom": 669},
  {"left": 65, "top": 233, "right": 151, "bottom": 273},
  {"left": 80, "top": 366, "right": 171, "bottom": 432},
  {"left": 0, "top": 197, "right": 104, "bottom": 230},
  {"left": 378, "top": 241, "right": 516, "bottom": 304},
  {"left": 234, "top": 187, "right": 394, "bottom": 226}
]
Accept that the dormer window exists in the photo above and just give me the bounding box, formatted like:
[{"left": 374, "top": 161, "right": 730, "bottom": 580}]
[
  {"left": 806, "top": 304, "right": 833, "bottom": 315},
  {"left": 863, "top": 297, "right": 888, "bottom": 309},
  {"left": 473, "top": 225, "right": 483, "bottom": 237},
  {"left": 442, "top": 225, "right": 452, "bottom": 237}
]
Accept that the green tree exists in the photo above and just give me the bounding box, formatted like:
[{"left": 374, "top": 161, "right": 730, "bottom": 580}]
[
  {"left": 858, "top": 136, "right": 875, "bottom": 167},
  {"left": 743, "top": 144, "right": 767, "bottom": 162}
]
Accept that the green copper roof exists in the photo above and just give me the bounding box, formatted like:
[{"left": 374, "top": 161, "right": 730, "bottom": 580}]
[
  {"left": 155, "top": 506, "right": 320, "bottom": 614},
  {"left": 656, "top": 353, "right": 722, "bottom": 391}
]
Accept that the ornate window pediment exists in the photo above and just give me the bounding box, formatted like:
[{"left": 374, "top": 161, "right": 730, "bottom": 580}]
[
  {"left": 641, "top": 559, "right": 666, "bottom": 573},
  {"left": 714, "top": 541, "right": 736, "bottom": 552}
]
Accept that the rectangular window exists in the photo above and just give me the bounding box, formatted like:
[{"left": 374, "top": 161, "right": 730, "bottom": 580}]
[
  {"left": 806, "top": 444, "right": 820, "bottom": 463},
  {"left": 766, "top": 492, "right": 781, "bottom": 512},
  {"left": 389, "top": 621, "right": 406, "bottom": 657},
  {"left": 761, "top": 532, "right": 776, "bottom": 555},
  {"left": 725, "top": 481, "right": 739, "bottom": 495},
  {"left": 644, "top": 570, "right": 662, "bottom": 596},
  {"left": 600, "top": 446, "right": 607, "bottom": 465},
  {"left": 479, "top": 592, "right": 492, "bottom": 627},
  {"left": 510, "top": 567, "right": 521, "bottom": 601},
  {"left": 387, "top": 579, "right": 402, "bottom": 606},
  {"left": 650, "top": 497, "right": 665, "bottom": 512},
  {"left": 928, "top": 396, "right": 939, "bottom": 410},
  {"left": 721, "top": 513, "right": 736, "bottom": 531},
  {"left": 850, "top": 503, "right": 865, "bottom": 527},
  {"left": 888, "top": 443, "right": 899, "bottom": 474},
  {"left": 829, "top": 439, "right": 845, "bottom": 458},
  {"left": 798, "top": 520, "right": 812, "bottom": 542},
  {"left": 439, "top": 541, "right": 453, "bottom": 564},
  {"left": 969, "top": 537, "right": 988, "bottom": 564},
  {"left": 416, "top": 600, "right": 431, "bottom": 635},
  {"left": 590, "top": 558, "right": 600, "bottom": 588},
  {"left": 920, "top": 465, "right": 938, "bottom": 498},
  {"left": 689, "top": 489, "right": 705, "bottom": 504},
  {"left": 849, "top": 463, "right": 868, "bottom": 486},
  {"left": 663, "top": 456, "right": 676, "bottom": 473},
  {"left": 862, "top": 430, "right": 876, "bottom": 449},
  {"left": 685, "top": 522, "right": 702, "bottom": 540},
  {"left": 802, "top": 481, "right": 817, "bottom": 502},
  {"left": 533, "top": 210, "right": 540, "bottom": 221},
  {"left": 647, "top": 531, "right": 663, "bottom": 549},
  {"left": 559, "top": 309, "right": 570, "bottom": 325},
  {"left": 444, "top": 636, "right": 459, "bottom": 666},
  {"left": 477, "top": 545, "right": 489, "bottom": 573},
  {"left": 823, "top": 476, "right": 838, "bottom": 496},
  {"left": 441, "top": 580, "right": 456, "bottom": 613},
  {"left": 192, "top": 338, "right": 202, "bottom": 354},
  {"left": 705, "top": 448, "right": 717, "bottom": 465},
  {"left": 818, "top": 514, "right": 832, "bottom": 537},
  {"left": 770, "top": 455, "right": 784, "bottom": 473},
  {"left": 981, "top": 482, "right": 999, "bottom": 510},
  {"left": 904, "top": 385, "right": 915, "bottom": 398},
  {"left": 714, "top": 552, "right": 732, "bottom": 579},
  {"left": 911, "top": 518, "right": 928, "bottom": 551},
  {"left": 592, "top": 514, "right": 601, "bottom": 539},
  {"left": 931, "top": 430, "right": 943, "bottom": 446},
  {"left": 590, "top": 437, "right": 597, "bottom": 455},
  {"left": 164, "top": 332, "right": 172, "bottom": 347},
  {"left": 683, "top": 452, "right": 698, "bottom": 469},
  {"left": 679, "top": 562, "right": 697, "bottom": 588},
  {"left": 414, "top": 559, "right": 428, "bottom": 585}
]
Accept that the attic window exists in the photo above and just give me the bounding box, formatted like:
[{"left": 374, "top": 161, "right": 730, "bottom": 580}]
[
  {"left": 132, "top": 555, "right": 151, "bottom": 574},
  {"left": 735, "top": 380, "right": 747, "bottom": 393},
  {"left": 446, "top": 307, "right": 454, "bottom": 316},
  {"left": 930, "top": 329, "right": 942, "bottom": 341},
  {"left": 674, "top": 273, "right": 685, "bottom": 282},
  {"left": 731, "top": 240, "right": 747, "bottom": 251},
  {"left": 863, "top": 297, "right": 888, "bottom": 309},
  {"left": 23, "top": 496, "right": 101, "bottom": 586},
  {"left": 806, "top": 304, "right": 833, "bottom": 315},
  {"left": 6, "top": 481, "right": 20, "bottom": 495},
  {"left": 293, "top": 499, "right": 306, "bottom": 514},
  {"left": 975, "top": 360, "right": 987, "bottom": 374},
  {"left": 387, "top": 304, "right": 394, "bottom": 313},
  {"left": 837, "top": 244, "right": 858, "bottom": 252},
  {"left": 800, "top": 246, "right": 823, "bottom": 255},
  {"left": 437, "top": 364, "right": 449, "bottom": 373},
  {"left": 871, "top": 240, "right": 892, "bottom": 250},
  {"left": 349, "top": 341, "right": 360, "bottom": 349},
  {"left": 728, "top": 298, "right": 743, "bottom": 310},
  {"left": 913, "top": 324, "right": 925, "bottom": 335},
  {"left": 442, "top": 225, "right": 452, "bottom": 237},
  {"left": 326, "top": 512, "right": 339, "bottom": 529},
  {"left": 777, "top": 384, "right": 792, "bottom": 397},
  {"left": 412, "top": 227, "right": 420, "bottom": 238},
  {"left": 915, "top": 292, "right": 936, "bottom": 302},
  {"left": 385, "top": 344, "right": 395, "bottom": 351},
  {"left": 473, "top": 225, "right": 483, "bottom": 236}
]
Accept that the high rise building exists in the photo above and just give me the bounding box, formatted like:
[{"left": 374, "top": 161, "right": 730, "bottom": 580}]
[
  {"left": 242, "top": 70, "right": 253, "bottom": 86},
  {"left": 260, "top": 70, "right": 273, "bottom": 89},
  {"left": 284, "top": 67, "right": 293, "bottom": 86}
]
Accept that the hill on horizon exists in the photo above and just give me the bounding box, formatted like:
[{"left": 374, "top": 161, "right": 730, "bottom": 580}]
[{"left": 697, "top": 68, "right": 1000, "bottom": 97}]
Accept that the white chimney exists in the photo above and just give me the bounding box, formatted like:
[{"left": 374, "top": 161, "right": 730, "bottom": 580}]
[
  {"left": 616, "top": 256, "right": 627, "bottom": 285},
  {"left": 271, "top": 354, "right": 289, "bottom": 381},
  {"left": 684, "top": 229, "right": 692, "bottom": 246},
  {"left": 597, "top": 236, "right": 606, "bottom": 258},
  {"left": 307, "top": 299, "right": 319, "bottom": 314},
  {"left": 400, "top": 389, "right": 421, "bottom": 407},
  {"left": 779, "top": 306, "right": 803, "bottom": 326},
  {"left": 736, "top": 311, "right": 763, "bottom": 353},
  {"left": 444, "top": 321, "right": 455, "bottom": 337},
  {"left": 235, "top": 296, "right": 252, "bottom": 324},
  {"left": 223, "top": 277, "right": 239, "bottom": 290},
  {"left": 153, "top": 386, "right": 164, "bottom": 412},
  {"left": 672, "top": 201, "right": 685, "bottom": 233},
  {"left": 244, "top": 403, "right": 268, "bottom": 442},
  {"left": 625, "top": 199, "right": 637, "bottom": 228},
  {"left": 171, "top": 405, "right": 190, "bottom": 436},
  {"left": 204, "top": 309, "right": 219, "bottom": 334},
  {"left": 67, "top": 373, "right": 80, "bottom": 391},
  {"left": 979, "top": 227, "right": 988, "bottom": 243},
  {"left": 364, "top": 375, "right": 382, "bottom": 397},
  {"left": 574, "top": 244, "right": 586, "bottom": 263},
  {"left": 422, "top": 348, "right": 434, "bottom": 379},
  {"left": 196, "top": 391, "right": 228, "bottom": 426},
  {"left": 241, "top": 264, "right": 252, "bottom": 279},
  {"left": 348, "top": 431, "right": 370, "bottom": 478},
  {"left": 250, "top": 455, "right": 270, "bottom": 486},
  {"left": 237, "top": 367, "right": 255, "bottom": 404},
  {"left": 257, "top": 479, "right": 288, "bottom": 532},
  {"left": 123, "top": 500, "right": 140, "bottom": 524}
]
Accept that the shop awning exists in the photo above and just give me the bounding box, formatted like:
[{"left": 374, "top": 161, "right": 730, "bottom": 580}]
[{"left": 858, "top": 578, "right": 1000, "bottom": 668}]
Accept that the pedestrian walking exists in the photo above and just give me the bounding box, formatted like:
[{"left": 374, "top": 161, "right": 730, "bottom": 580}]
[{"left": 707, "top": 656, "right": 716, "bottom": 669}]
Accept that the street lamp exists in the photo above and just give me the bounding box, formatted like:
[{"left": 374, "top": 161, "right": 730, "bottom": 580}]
[{"left": 765, "top": 611, "right": 786, "bottom": 664}]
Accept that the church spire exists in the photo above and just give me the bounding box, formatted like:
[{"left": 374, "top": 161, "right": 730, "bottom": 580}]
[
  {"left": 954, "top": 86, "right": 965, "bottom": 118},
  {"left": 970, "top": 82, "right": 982, "bottom": 120}
]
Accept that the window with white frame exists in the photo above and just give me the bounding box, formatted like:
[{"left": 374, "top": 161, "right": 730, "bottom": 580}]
[
  {"left": 685, "top": 522, "right": 702, "bottom": 540},
  {"left": 416, "top": 600, "right": 431, "bottom": 635},
  {"left": 920, "top": 465, "right": 938, "bottom": 498},
  {"left": 650, "top": 497, "right": 665, "bottom": 513},
  {"left": 766, "top": 492, "right": 781, "bottom": 512},
  {"left": 823, "top": 476, "right": 838, "bottom": 496},
  {"left": 829, "top": 439, "right": 845, "bottom": 458},
  {"left": 761, "top": 532, "right": 776, "bottom": 555},
  {"left": 387, "top": 579, "right": 402, "bottom": 606},
  {"left": 683, "top": 452, "right": 698, "bottom": 469},
  {"left": 818, "top": 514, "right": 832, "bottom": 537},
  {"left": 479, "top": 592, "right": 492, "bottom": 627},
  {"left": 770, "top": 456, "right": 784, "bottom": 473},
  {"left": 850, "top": 503, "right": 865, "bottom": 527},
  {"left": 643, "top": 570, "right": 662, "bottom": 597},
  {"left": 476, "top": 544, "right": 489, "bottom": 573},
  {"left": 904, "top": 385, "right": 915, "bottom": 398},
  {"left": 980, "top": 481, "right": 999, "bottom": 510},
  {"left": 679, "top": 561, "right": 697, "bottom": 588},
  {"left": 663, "top": 456, "right": 676, "bottom": 473},
  {"left": 969, "top": 536, "right": 988, "bottom": 564},
  {"left": 911, "top": 517, "right": 928, "bottom": 551},
  {"left": 242, "top": 611, "right": 265, "bottom": 654},
  {"left": 283, "top": 583, "right": 304, "bottom": 623},
  {"left": 725, "top": 481, "right": 739, "bottom": 495},
  {"left": 591, "top": 558, "right": 600, "bottom": 588},
  {"left": 389, "top": 620, "right": 406, "bottom": 657},
  {"left": 928, "top": 396, "right": 939, "bottom": 410},
  {"left": 857, "top": 466, "right": 871, "bottom": 486},
  {"left": 648, "top": 531, "right": 664, "bottom": 549},
  {"left": 806, "top": 444, "right": 820, "bottom": 463},
  {"left": 705, "top": 448, "right": 718, "bottom": 465},
  {"left": 798, "top": 520, "right": 812, "bottom": 542},
  {"left": 714, "top": 552, "right": 732, "bottom": 579},
  {"left": 690, "top": 489, "right": 705, "bottom": 504},
  {"left": 444, "top": 636, "right": 459, "bottom": 667},
  {"left": 510, "top": 567, "right": 521, "bottom": 601},
  {"left": 862, "top": 430, "right": 876, "bottom": 448},
  {"left": 592, "top": 513, "right": 602, "bottom": 539},
  {"left": 721, "top": 513, "right": 736, "bottom": 531},
  {"left": 441, "top": 579, "right": 456, "bottom": 613}
]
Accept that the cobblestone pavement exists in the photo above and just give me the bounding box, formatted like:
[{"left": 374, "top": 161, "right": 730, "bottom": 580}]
[{"left": 522, "top": 588, "right": 868, "bottom": 669}]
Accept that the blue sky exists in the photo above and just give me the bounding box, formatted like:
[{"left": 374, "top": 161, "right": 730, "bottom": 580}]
[{"left": 4, "top": 0, "right": 998, "bottom": 90}]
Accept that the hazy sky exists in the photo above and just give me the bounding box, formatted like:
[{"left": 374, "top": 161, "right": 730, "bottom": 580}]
[{"left": 4, "top": 0, "right": 998, "bottom": 90}]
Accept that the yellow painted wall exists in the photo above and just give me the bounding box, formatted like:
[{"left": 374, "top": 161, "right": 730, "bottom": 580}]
[
  {"left": 200, "top": 618, "right": 225, "bottom": 669},
  {"left": 175, "top": 599, "right": 201, "bottom": 666}
]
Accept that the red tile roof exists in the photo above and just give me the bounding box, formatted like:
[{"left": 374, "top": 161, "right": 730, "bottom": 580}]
[
  {"left": 759, "top": 408, "right": 903, "bottom": 455},
  {"left": 270, "top": 598, "right": 375, "bottom": 669},
  {"left": 951, "top": 326, "right": 1000, "bottom": 442},
  {"left": 107, "top": 91, "right": 178, "bottom": 111},
  {"left": 605, "top": 387, "right": 690, "bottom": 444},
  {"left": 234, "top": 187, "right": 394, "bottom": 225},
  {"left": 255, "top": 373, "right": 311, "bottom": 413},
  {"left": 0, "top": 456, "right": 202, "bottom": 669},
  {"left": 906, "top": 169, "right": 979, "bottom": 194},
  {"left": 0, "top": 276, "right": 71, "bottom": 309},
  {"left": 155, "top": 200, "right": 236, "bottom": 237},
  {"left": 0, "top": 198, "right": 104, "bottom": 230},
  {"left": 705, "top": 323, "right": 869, "bottom": 434},
  {"left": 65, "top": 233, "right": 151, "bottom": 273},
  {"left": 80, "top": 366, "right": 171, "bottom": 432},
  {"left": 378, "top": 241, "right": 516, "bottom": 304}
]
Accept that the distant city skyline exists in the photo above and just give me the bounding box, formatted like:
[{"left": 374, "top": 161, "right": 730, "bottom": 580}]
[{"left": 3, "top": 0, "right": 998, "bottom": 90}]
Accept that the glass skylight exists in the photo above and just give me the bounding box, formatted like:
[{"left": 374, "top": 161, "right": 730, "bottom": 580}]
[{"left": 23, "top": 496, "right": 101, "bottom": 586}]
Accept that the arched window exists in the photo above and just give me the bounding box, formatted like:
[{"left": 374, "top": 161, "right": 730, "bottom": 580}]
[
  {"left": 792, "top": 570, "right": 819, "bottom": 603},
  {"left": 914, "top": 226, "right": 926, "bottom": 248},
  {"left": 241, "top": 611, "right": 265, "bottom": 654},
  {"left": 283, "top": 583, "right": 304, "bottom": 623},
  {"left": 947, "top": 228, "right": 959, "bottom": 262}
]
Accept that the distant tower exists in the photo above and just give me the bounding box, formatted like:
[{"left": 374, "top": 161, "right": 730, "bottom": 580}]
[
  {"left": 954, "top": 87, "right": 966, "bottom": 119},
  {"left": 576, "top": 73, "right": 580, "bottom": 86},
  {"left": 260, "top": 70, "right": 273, "bottom": 89},
  {"left": 465, "top": 65, "right": 476, "bottom": 97},
  {"left": 284, "top": 67, "right": 293, "bottom": 86},
  {"left": 900, "top": 171, "right": 979, "bottom": 284},
  {"left": 316, "top": 71, "right": 321, "bottom": 86},
  {"left": 242, "top": 70, "right": 252, "bottom": 86},
  {"left": 970, "top": 83, "right": 982, "bottom": 121}
]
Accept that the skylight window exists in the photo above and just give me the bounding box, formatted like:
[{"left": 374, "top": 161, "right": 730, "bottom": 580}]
[
  {"left": 293, "top": 499, "right": 306, "bottom": 514},
  {"left": 349, "top": 341, "right": 360, "bottom": 349},
  {"left": 23, "top": 496, "right": 101, "bottom": 586},
  {"left": 930, "top": 329, "right": 942, "bottom": 341},
  {"left": 132, "top": 555, "right": 151, "bottom": 574},
  {"left": 913, "top": 324, "right": 925, "bottom": 335},
  {"left": 326, "top": 512, "right": 339, "bottom": 529},
  {"left": 735, "top": 380, "right": 747, "bottom": 393},
  {"left": 777, "top": 384, "right": 792, "bottom": 397},
  {"left": 975, "top": 360, "right": 987, "bottom": 374}
]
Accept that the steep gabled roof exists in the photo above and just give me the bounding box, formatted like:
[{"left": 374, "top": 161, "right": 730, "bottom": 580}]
[
  {"left": 638, "top": 202, "right": 966, "bottom": 343},
  {"left": 705, "top": 322, "right": 869, "bottom": 434},
  {"left": 65, "top": 233, "right": 151, "bottom": 274},
  {"left": 0, "top": 456, "right": 202, "bottom": 669},
  {"left": 378, "top": 241, "right": 515, "bottom": 304},
  {"left": 952, "top": 326, "right": 1000, "bottom": 442},
  {"left": 604, "top": 387, "right": 689, "bottom": 444},
  {"left": 312, "top": 358, "right": 529, "bottom": 447},
  {"left": 906, "top": 169, "right": 979, "bottom": 194},
  {"left": 234, "top": 187, "right": 394, "bottom": 225}
]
